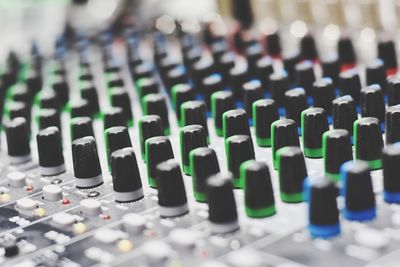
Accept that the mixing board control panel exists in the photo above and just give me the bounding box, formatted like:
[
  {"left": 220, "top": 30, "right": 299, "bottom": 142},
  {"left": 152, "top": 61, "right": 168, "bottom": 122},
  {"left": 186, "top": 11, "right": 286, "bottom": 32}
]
[{"left": 0, "top": 0, "right": 400, "bottom": 266}]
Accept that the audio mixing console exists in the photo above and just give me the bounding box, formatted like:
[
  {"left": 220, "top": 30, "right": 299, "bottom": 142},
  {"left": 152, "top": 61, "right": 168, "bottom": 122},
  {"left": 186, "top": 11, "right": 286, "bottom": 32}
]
[{"left": 1, "top": 0, "right": 400, "bottom": 266}]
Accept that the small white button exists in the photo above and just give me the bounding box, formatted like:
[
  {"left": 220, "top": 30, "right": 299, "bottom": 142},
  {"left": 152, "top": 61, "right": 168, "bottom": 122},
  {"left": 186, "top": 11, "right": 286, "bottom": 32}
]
[
  {"left": 94, "top": 229, "right": 121, "bottom": 244},
  {"left": 17, "top": 198, "right": 38, "bottom": 211},
  {"left": 199, "top": 261, "right": 229, "bottom": 267},
  {"left": 122, "top": 213, "right": 146, "bottom": 234},
  {"left": 142, "top": 240, "right": 171, "bottom": 264},
  {"left": 7, "top": 171, "right": 27, "bottom": 188},
  {"left": 227, "top": 249, "right": 263, "bottom": 267},
  {"left": 354, "top": 228, "right": 389, "bottom": 249},
  {"left": 42, "top": 185, "right": 63, "bottom": 201},
  {"left": 80, "top": 199, "right": 102, "bottom": 216},
  {"left": 169, "top": 228, "right": 200, "bottom": 249},
  {"left": 52, "top": 213, "right": 75, "bottom": 226}
]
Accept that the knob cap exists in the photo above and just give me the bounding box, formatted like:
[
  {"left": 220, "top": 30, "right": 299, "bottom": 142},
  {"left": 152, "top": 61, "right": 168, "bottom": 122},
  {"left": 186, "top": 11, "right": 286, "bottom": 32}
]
[
  {"left": 295, "top": 61, "right": 315, "bottom": 96},
  {"left": 229, "top": 66, "right": 248, "bottom": 100},
  {"left": 338, "top": 69, "right": 362, "bottom": 102},
  {"left": 382, "top": 145, "right": 400, "bottom": 204},
  {"left": 171, "top": 84, "right": 195, "bottom": 125},
  {"left": 253, "top": 99, "right": 279, "bottom": 147},
  {"left": 137, "top": 77, "right": 160, "bottom": 103},
  {"left": 301, "top": 108, "right": 329, "bottom": 158},
  {"left": 323, "top": 129, "right": 353, "bottom": 182},
  {"left": 354, "top": 117, "right": 384, "bottom": 170},
  {"left": 190, "top": 147, "right": 220, "bottom": 203},
  {"left": 341, "top": 160, "right": 376, "bottom": 221},
  {"left": 5, "top": 117, "right": 31, "bottom": 164},
  {"left": 181, "top": 100, "right": 209, "bottom": 140},
  {"left": 180, "top": 125, "right": 208, "bottom": 175},
  {"left": 145, "top": 136, "right": 174, "bottom": 188},
  {"left": 105, "top": 126, "right": 132, "bottom": 169},
  {"left": 206, "top": 172, "right": 239, "bottom": 234},
  {"left": 304, "top": 177, "right": 340, "bottom": 238},
  {"left": 388, "top": 77, "right": 400, "bottom": 106},
  {"left": 225, "top": 135, "right": 255, "bottom": 188},
  {"left": 156, "top": 159, "right": 188, "bottom": 218},
  {"left": 37, "top": 108, "right": 61, "bottom": 131},
  {"left": 202, "top": 74, "right": 223, "bottom": 110},
  {"left": 103, "top": 107, "right": 126, "bottom": 130},
  {"left": 241, "top": 160, "right": 275, "bottom": 218},
  {"left": 223, "top": 109, "right": 251, "bottom": 140},
  {"left": 386, "top": 105, "right": 400, "bottom": 144},
  {"left": 72, "top": 136, "right": 103, "bottom": 188},
  {"left": 277, "top": 146, "right": 307, "bottom": 203},
  {"left": 143, "top": 93, "right": 170, "bottom": 135},
  {"left": 271, "top": 119, "right": 300, "bottom": 169},
  {"left": 269, "top": 70, "right": 289, "bottom": 106},
  {"left": 360, "top": 84, "right": 385, "bottom": 125},
  {"left": 300, "top": 35, "right": 318, "bottom": 61},
  {"left": 265, "top": 32, "right": 281, "bottom": 57},
  {"left": 366, "top": 58, "right": 387, "bottom": 92},
  {"left": 211, "top": 91, "right": 235, "bottom": 136},
  {"left": 37, "top": 127, "right": 65, "bottom": 176},
  {"left": 321, "top": 55, "right": 340, "bottom": 86},
  {"left": 70, "top": 117, "right": 94, "bottom": 140},
  {"left": 255, "top": 56, "right": 273, "bottom": 90},
  {"left": 138, "top": 115, "right": 164, "bottom": 160},
  {"left": 243, "top": 80, "right": 263, "bottom": 119},
  {"left": 111, "top": 147, "right": 143, "bottom": 202},
  {"left": 283, "top": 50, "right": 300, "bottom": 83},
  {"left": 70, "top": 98, "right": 91, "bottom": 118},
  {"left": 338, "top": 37, "right": 356, "bottom": 68},
  {"left": 312, "top": 78, "right": 335, "bottom": 114},
  {"left": 80, "top": 81, "right": 100, "bottom": 116},
  {"left": 284, "top": 88, "right": 308, "bottom": 127},
  {"left": 332, "top": 95, "right": 357, "bottom": 136},
  {"left": 378, "top": 38, "right": 397, "bottom": 75}
]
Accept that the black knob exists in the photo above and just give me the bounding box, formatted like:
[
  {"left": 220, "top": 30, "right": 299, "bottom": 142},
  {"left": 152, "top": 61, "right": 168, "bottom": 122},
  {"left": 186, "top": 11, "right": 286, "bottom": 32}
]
[
  {"left": 269, "top": 70, "right": 289, "bottom": 106},
  {"left": 271, "top": 119, "right": 300, "bottom": 169},
  {"left": 8, "top": 101, "right": 30, "bottom": 127},
  {"left": 217, "top": 51, "right": 236, "bottom": 86},
  {"left": 145, "top": 136, "right": 174, "bottom": 188},
  {"left": 52, "top": 74, "right": 69, "bottom": 107},
  {"left": 366, "top": 58, "right": 387, "bottom": 92},
  {"left": 388, "top": 77, "right": 400, "bottom": 106},
  {"left": 243, "top": 80, "right": 264, "bottom": 119},
  {"left": 383, "top": 144, "right": 400, "bottom": 204},
  {"left": 322, "top": 129, "right": 353, "bottom": 182},
  {"left": 202, "top": 74, "right": 223, "bottom": 110},
  {"left": 107, "top": 72, "right": 124, "bottom": 88},
  {"left": 206, "top": 172, "right": 239, "bottom": 234},
  {"left": 378, "top": 37, "right": 397, "bottom": 75},
  {"left": 332, "top": 95, "right": 358, "bottom": 136},
  {"left": 138, "top": 115, "right": 164, "bottom": 160},
  {"left": 223, "top": 109, "right": 251, "bottom": 140},
  {"left": 255, "top": 56, "right": 273, "bottom": 90},
  {"left": 70, "top": 98, "right": 91, "bottom": 118},
  {"left": 5, "top": 117, "right": 31, "bottom": 164},
  {"left": 295, "top": 61, "right": 315, "bottom": 96},
  {"left": 70, "top": 117, "right": 94, "bottom": 141},
  {"left": 37, "top": 108, "right": 61, "bottom": 131},
  {"left": 305, "top": 177, "right": 340, "bottom": 238},
  {"left": 192, "top": 58, "right": 215, "bottom": 94},
  {"left": 231, "top": 0, "right": 253, "bottom": 29},
  {"left": 321, "top": 55, "right": 340, "bottom": 86},
  {"left": 341, "top": 160, "right": 376, "bottom": 221},
  {"left": 242, "top": 160, "right": 275, "bottom": 218},
  {"left": 312, "top": 78, "right": 335, "bottom": 114},
  {"left": 132, "top": 62, "right": 153, "bottom": 81},
  {"left": 229, "top": 66, "right": 248, "bottom": 100},
  {"left": 80, "top": 81, "right": 100, "bottom": 117},
  {"left": 211, "top": 91, "right": 235, "bottom": 137},
  {"left": 110, "top": 87, "right": 134, "bottom": 127},
  {"left": 338, "top": 37, "right": 356, "bottom": 68},
  {"left": 72, "top": 136, "right": 103, "bottom": 188},
  {"left": 11, "top": 84, "right": 31, "bottom": 104},
  {"left": 39, "top": 89, "right": 60, "bottom": 110},
  {"left": 137, "top": 77, "right": 160, "bottom": 103},
  {"left": 103, "top": 107, "right": 126, "bottom": 130},
  {"left": 165, "top": 66, "right": 189, "bottom": 92},
  {"left": 2, "top": 239, "right": 19, "bottom": 257},
  {"left": 225, "top": 135, "right": 255, "bottom": 188},
  {"left": 156, "top": 159, "right": 188, "bottom": 218},
  {"left": 360, "top": 84, "right": 385, "bottom": 125},
  {"left": 277, "top": 146, "right": 307, "bottom": 203},
  {"left": 190, "top": 147, "right": 220, "bottom": 203},
  {"left": 283, "top": 50, "right": 300, "bottom": 83},
  {"left": 253, "top": 99, "right": 279, "bottom": 147},
  {"left": 171, "top": 84, "right": 196, "bottom": 124},
  {"left": 338, "top": 69, "right": 362, "bottom": 103},
  {"left": 245, "top": 44, "right": 263, "bottom": 76},
  {"left": 386, "top": 105, "right": 400, "bottom": 144},
  {"left": 284, "top": 88, "right": 308, "bottom": 127},
  {"left": 143, "top": 93, "right": 170, "bottom": 135},
  {"left": 301, "top": 107, "right": 329, "bottom": 158},
  {"left": 354, "top": 117, "right": 384, "bottom": 170},
  {"left": 265, "top": 32, "right": 281, "bottom": 57},
  {"left": 300, "top": 34, "right": 318, "bottom": 61},
  {"left": 111, "top": 147, "right": 143, "bottom": 202},
  {"left": 181, "top": 100, "right": 209, "bottom": 141},
  {"left": 105, "top": 126, "right": 132, "bottom": 168},
  {"left": 180, "top": 125, "right": 208, "bottom": 175},
  {"left": 37, "top": 127, "right": 65, "bottom": 176}
]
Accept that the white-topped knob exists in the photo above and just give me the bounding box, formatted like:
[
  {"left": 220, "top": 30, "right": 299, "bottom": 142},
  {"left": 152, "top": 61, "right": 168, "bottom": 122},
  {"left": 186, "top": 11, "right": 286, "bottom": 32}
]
[
  {"left": 7, "top": 171, "right": 27, "bottom": 188},
  {"left": 80, "top": 199, "right": 102, "bottom": 216},
  {"left": 17, "top": 198, "right": 37, "bottom": 211},
  {"left": 42, "top": 185, "right": 63, "bottom": 201}
]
